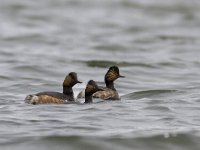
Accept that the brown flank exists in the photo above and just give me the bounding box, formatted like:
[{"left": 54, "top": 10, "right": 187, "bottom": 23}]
[{"left": 35, "top": 95, "right": 65, "bottom": 104}]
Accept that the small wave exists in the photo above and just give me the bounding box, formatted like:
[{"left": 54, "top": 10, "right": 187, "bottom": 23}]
[
  {"left": 82, "top": 60, "right": 156, "bottom": 68},
  {"left": 122, "top": 89, "right": 177, "bottom": 100},
  {"left": 0, "top": 75, "right": 12, "bottom": 80},
  {"left": 1, "top": 132, "right": 200, "bottom": 150},
  {"left": 12, "top": 65, "right": 44, "bottom": 72},
  {"left": 143, "top": 105, "right": 172, "bottom": 112},
  {"left": 93, "top": 44, "right": 126, "bottom": 51}
]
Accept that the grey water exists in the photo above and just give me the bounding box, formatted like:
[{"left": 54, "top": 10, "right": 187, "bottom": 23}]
[{"left": 1, "top": 0, "right": 200, "bottom": 149}]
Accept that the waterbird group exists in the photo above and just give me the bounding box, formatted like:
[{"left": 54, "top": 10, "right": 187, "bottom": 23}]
[{"left": 25, "top": 66, "right": 124, "bottom": 105}]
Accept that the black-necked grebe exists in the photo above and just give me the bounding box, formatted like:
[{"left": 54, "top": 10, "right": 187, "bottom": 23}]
[
  {"left": 77, "top": 66, "right": 124, "bottom": 100},
  {"left": 84, "top": 80, "right": 103, "bottom": 103},
  {"left": 25, "top": 72, "right": 82, "bottom": 104}
]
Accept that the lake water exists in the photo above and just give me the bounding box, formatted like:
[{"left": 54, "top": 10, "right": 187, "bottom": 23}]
[{"left": 1, "top": 0, "right": 200, "bottom": 149}]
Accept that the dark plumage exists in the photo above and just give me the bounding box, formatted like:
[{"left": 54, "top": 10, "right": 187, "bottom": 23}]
[
  {"left": 84, "top": 80, "right": 103, "bottom": 103},
  {"left": 77, "top": 66, "right": 124, "bottom": 100},
  {"left": 25, "top": 72, "right": 82, "bottom": 104}
]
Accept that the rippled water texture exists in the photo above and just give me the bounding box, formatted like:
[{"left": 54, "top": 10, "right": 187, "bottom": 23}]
[{"left": 1, "top": 0, "right": 200, "bottom": 149}]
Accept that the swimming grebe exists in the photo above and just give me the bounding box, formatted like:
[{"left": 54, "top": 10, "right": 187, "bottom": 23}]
[
  {"left": 25, "top": 72, "right": 82, "bottom": 104},
  {"left": 77, "top": 66, "right": 124, "bottom": 100},
  {"left": 84, "top": 80, "right": 103, "bottom": 103}
]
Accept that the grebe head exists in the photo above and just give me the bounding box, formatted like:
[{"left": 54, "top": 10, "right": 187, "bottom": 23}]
[
  {"left": 63, "top": 72, "right": 82, "bottom": 87},
  {"left": 85, "top": 80, "right": 103, "bottom": 97},
  {"left": 105, "top": 66, "right": 124, "bottom": 82}
]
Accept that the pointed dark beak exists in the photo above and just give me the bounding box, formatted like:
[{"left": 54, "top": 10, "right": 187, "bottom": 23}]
[
  {"left": 119, "top": 75, "right": 125, "bottom": 78},
  {"left": 77, "top": 80, "right": 82, "bottom": 84}
]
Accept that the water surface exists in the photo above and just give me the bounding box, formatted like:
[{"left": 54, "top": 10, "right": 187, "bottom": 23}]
[{"left": 1, "top": 0, "right": 200, "bottom": 149}]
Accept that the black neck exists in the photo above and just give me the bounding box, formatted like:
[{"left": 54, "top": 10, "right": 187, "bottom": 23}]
[
  {"left": 63, "top": 86, "right": 74, "bottom": 101},
  {"left": 105, "top": 80, "right": 116, "bottom": 90},
  {"left": 85, "top": 95, "right": 93, "bottom": 103}
]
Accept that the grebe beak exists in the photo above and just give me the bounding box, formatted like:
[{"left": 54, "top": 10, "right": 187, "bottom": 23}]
[
  {"left": 77, "top": 80, "right": 82, "bottom": 84},
  {"left": 119, "top": 75, "right": 125, "bottom": 78}
]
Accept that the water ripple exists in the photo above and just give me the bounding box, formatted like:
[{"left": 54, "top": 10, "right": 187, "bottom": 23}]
[{"left": 1, "top": 0, "right": 200, "bottom": 150}]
